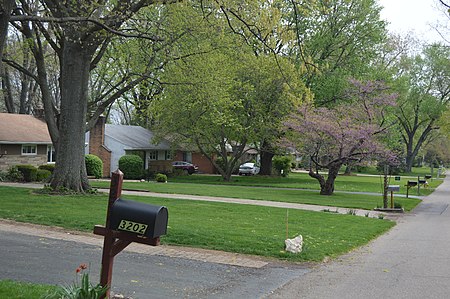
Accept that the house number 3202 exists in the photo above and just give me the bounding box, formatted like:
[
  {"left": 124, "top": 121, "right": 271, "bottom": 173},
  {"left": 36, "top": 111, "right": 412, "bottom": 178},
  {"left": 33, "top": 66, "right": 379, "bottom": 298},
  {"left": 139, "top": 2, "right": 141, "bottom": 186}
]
[{"left": 118, "top": 220, "right": 148, "bottom": 235}]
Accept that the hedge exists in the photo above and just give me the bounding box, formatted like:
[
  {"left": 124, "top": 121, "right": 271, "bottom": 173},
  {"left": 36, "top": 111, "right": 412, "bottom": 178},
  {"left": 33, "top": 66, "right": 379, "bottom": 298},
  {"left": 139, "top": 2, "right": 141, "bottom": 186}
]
[
  {"left": 38, "top": 164, "right": 55, "bottom": 173},
  {"left": 85, "top": 154, "right": 103, "bottom": 179},
  {"left": 16, "top": 164, "right": 38, "bottom": 182},
  {"left": 118, "top": 155, "right": 144, "bottom": 179},
  {"left": 37, "top": 169, "right": 52, "bottom": 182}
]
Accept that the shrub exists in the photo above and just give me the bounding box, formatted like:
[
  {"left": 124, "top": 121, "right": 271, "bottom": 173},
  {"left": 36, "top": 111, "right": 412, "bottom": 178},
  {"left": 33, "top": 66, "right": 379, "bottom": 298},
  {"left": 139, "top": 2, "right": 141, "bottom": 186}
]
[
  {"left": 6, "top": 166, "right": 23, "bottom": 182},
  {"left": 272, "top": 156, "right": 292, "bottom": 177},
  {"left": 16, "top": 164, "right": 38, "bottom": 182},
  {"left": 144, "top": 169, "right": 156, "bottom": 181},
  {"left": 118, "top": 155, "right": 144, "bottom": 179},
  {"left": 85, "top": 154, "right": 103, "bottom": 179},
  {"left": 38, "top": 164, "right": 55, "bottom": 173},
  {"left": 0, "top": 170, "right": 7, "bottom": 181},
  {"left": 37, "top": 169, "right": 52, "bottom": 182},
  {"left": 155, "top": 173, "right": 168, "bottom": 183}
]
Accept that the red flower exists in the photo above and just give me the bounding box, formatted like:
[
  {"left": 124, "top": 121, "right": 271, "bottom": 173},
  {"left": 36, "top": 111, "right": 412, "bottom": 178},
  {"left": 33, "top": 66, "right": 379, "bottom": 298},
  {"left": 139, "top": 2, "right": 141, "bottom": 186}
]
[{"left": 76, "top": 267, "right": 81, "bottom": 273}]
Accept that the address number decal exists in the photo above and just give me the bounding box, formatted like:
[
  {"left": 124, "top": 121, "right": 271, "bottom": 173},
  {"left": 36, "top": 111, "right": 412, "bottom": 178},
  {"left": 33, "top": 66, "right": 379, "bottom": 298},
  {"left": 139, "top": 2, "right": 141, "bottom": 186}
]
[{"left": 118, "top": 220, "right": 148, "bottom": 235}]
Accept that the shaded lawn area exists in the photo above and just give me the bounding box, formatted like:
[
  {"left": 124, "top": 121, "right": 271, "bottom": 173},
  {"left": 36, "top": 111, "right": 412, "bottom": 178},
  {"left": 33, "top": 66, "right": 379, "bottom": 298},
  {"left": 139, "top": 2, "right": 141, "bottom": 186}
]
[
  {"left": 90, "top": 180, "right": 422, "bottom": 211},
  {"left": 0, "top": 186, "right": 394, "bottom": 262}
]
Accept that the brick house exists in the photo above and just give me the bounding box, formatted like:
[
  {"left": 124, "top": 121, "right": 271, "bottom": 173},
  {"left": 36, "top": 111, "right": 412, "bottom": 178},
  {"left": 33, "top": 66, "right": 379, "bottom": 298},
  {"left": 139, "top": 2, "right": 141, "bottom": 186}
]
[
  {"left": 87, "top": 117, "right": 215, "bottom": 177},
  {"left": 0, "top": 113, "right": 55, "bottom": 172}
]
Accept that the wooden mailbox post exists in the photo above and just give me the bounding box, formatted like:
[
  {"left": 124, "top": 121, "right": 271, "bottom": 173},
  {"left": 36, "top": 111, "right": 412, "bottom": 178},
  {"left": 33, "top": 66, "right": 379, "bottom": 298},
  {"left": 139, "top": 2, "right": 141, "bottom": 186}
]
[{"left": 94, "top": 170, "right": 167, "bottom": 298}]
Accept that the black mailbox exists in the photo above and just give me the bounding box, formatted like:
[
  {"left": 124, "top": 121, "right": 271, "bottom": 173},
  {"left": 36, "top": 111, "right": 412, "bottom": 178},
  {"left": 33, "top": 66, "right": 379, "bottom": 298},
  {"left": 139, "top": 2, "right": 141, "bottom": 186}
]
[
  {"left": 110, "top": 198, "right": 168, "bottom": 238},
  {"left": 407, "top": 181, "right": 418, "bottom": 187},
  {"left": 418, "top": 179, "right": 427, "bottom": 184},
  {"left": 425, "top": 175, "right": 432, "bottom": 179}
]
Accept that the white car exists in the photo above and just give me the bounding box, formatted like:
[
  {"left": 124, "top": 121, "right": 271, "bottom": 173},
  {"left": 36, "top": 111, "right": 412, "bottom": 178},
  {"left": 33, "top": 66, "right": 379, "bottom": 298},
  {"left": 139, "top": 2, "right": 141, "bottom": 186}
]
[{"left": 238, "top": 162, "right": 260, "bottom": 176}]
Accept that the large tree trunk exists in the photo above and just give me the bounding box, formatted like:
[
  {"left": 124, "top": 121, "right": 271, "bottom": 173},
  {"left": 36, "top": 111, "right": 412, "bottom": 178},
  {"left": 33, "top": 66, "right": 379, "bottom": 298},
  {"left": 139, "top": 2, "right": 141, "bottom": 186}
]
[
  {"left": 50, "top": 40, "right": 93, "bottom": 192},
  {"left": 259, "top": 150, "right": 274, "bottom": 175},
  {"left": 2, "top": 66, "right": 14, "bottom": 113},
  {"left": 0, "top": 0, "right": 15, "bottom": 112},
  {"left": 320, "top": 163, "right": 341, "bottom": 195},
  {"left": 259, "top": 139, "right": 275, "bottom": 175},
  {"left": 308, "top": 163, "right": 341, "bottom": 195}
]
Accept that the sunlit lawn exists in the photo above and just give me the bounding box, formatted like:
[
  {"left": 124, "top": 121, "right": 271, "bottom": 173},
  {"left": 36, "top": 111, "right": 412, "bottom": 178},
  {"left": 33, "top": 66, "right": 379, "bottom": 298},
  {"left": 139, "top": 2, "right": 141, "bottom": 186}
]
[
  {"left": 0, "top": 186, "right": 394, "bottom": 262},
  {"left": 90, "top": 170, "right": 432, "bottom": 211},
  {"left": 92, "top": 168, "right": 441, "bottom": 197}
]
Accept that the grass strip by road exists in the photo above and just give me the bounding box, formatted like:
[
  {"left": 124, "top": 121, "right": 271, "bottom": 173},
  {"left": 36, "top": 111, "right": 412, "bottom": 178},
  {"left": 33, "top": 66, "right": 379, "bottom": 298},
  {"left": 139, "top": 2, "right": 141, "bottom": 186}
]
[
  {"left": 0, "top": 186, "right": 394, "bottom": 262},
  {"left": 0, "top": 280, "right": 55, "bottom": 299},
  {"left": 90, "top": 180, "right": 422, "bottom": 211}
]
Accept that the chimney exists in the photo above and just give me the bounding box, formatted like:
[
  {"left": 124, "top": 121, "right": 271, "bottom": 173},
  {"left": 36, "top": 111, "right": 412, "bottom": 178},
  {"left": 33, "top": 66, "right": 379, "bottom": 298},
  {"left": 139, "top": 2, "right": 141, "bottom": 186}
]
[
  {"left": 89, "top": 115, "right": 106, "bottom": 154},
  {"left": 89, "top": 115, "right": 112, "bottom": 177}
]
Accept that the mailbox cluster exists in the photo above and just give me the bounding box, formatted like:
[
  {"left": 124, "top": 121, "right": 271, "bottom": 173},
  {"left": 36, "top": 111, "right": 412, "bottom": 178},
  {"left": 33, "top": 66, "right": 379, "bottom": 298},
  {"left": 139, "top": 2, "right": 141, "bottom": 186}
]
[
  {"left": 93, "top": 170, "right": 168, "bottom": 299},
  {"left": 405, "top": 175, "right": 432, "bottom": 197}
]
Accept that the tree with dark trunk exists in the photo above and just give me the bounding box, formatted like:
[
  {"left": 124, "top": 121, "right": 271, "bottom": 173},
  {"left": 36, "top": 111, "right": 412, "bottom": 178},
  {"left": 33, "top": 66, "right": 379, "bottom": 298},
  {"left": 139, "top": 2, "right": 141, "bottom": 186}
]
[
  {"left": 394, "top": 44, "right": 450, "bottom": 172},
  {"left": 284, "top": 79, "right": 397, "bottom": 195},
  {"left": 3, "top": 0, "right": 179, "bottom": 192}
]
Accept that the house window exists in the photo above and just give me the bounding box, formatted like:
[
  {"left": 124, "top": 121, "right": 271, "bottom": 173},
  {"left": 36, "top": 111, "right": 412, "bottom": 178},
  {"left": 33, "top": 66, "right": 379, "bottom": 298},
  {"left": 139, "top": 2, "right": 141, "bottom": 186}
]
[
  {"left": 182, "top": 151, "right": 192, "bottom": 163},
  {"left": 165, "top": 150, "right": 173, "bottom": 160},
  {"left": 47, "top": 145, "right": 56, "bottom": 163},
  {"left": 22, "top": 145, "right": 37, "bottom": 155},
  {"left": 148, "top": 150, "right": 158, "bottom": 161}
]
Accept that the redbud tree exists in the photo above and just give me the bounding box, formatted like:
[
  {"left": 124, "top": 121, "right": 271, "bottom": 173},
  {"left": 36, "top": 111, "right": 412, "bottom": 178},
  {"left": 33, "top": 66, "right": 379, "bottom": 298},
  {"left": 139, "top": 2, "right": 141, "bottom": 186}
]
[{"left": 284, "top": 79, "right": 397, "bottom": 195}]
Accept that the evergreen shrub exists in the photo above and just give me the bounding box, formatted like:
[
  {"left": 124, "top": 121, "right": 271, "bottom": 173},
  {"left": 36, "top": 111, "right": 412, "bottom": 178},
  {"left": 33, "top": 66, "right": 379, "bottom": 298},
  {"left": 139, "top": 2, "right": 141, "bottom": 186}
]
[
  {"left": 85, "top": 154, "right": 103, "bottom": 179},
  {"left": 16, "top": 164, "right": 38, "bottom": 182},
  {"left": 119, "top": 155, "right": 144, "bottom": 179}
]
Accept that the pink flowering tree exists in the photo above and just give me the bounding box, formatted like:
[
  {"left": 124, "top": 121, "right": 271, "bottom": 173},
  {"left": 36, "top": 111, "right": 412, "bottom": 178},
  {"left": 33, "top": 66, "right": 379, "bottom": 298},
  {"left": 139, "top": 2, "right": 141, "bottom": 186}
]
[{"left": 285, "top": 79, "right": 397, "bottom": 195}]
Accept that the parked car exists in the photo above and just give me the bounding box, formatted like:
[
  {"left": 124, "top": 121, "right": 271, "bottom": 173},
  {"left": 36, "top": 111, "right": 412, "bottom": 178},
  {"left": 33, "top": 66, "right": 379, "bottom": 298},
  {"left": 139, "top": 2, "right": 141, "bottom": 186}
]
[
  {"left": 238, "top": 162, "right": 260, "bottom": 176},
  {"left": 172, "top": 161, "right": 199, "bottom": 174}
]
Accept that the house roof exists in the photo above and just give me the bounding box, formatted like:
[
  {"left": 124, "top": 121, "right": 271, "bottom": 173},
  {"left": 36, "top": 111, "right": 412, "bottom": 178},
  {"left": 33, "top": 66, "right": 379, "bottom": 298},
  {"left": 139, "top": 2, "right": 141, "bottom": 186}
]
[
  {"left": 0, "top": 113, "right": 52, "bottom": 144},
  {"left": 105, "top": 124, "right": 172, "bottom": 150}
]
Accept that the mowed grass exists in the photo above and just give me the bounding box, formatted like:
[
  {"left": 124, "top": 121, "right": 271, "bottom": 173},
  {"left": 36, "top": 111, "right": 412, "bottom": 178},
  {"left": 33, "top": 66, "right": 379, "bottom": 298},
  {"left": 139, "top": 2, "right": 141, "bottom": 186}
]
[
  {"left": 167, "top": 171, "right": 442, "bottom": 195},
  {"left": 91, "top": 170, "right": 442, "bottom": 199},
  {"left": 0, "top": 280, "right": 55, "bottom": 299},
  {"left": 90, "top": 179, "right": 422, "bottom": 211},
  {"left": 0, "top": 186, "right": 394, "bottom": 262}
]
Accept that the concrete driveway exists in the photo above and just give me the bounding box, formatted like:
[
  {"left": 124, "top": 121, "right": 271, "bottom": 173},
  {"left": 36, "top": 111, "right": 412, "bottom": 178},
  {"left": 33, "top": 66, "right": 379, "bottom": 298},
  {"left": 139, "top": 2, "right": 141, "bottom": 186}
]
[{"left": 268, "top": 175, "right": 450, "bottom": 299}]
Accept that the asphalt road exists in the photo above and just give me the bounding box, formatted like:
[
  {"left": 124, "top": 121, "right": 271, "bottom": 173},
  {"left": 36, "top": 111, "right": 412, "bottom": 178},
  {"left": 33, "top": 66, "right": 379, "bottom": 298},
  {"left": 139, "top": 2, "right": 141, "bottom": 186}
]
[
  {"left": 269, "top": 175, "right": 450, "bottom": 299},
  {"left": 0, "top": 229, "right": 309, "bottom": 298}
]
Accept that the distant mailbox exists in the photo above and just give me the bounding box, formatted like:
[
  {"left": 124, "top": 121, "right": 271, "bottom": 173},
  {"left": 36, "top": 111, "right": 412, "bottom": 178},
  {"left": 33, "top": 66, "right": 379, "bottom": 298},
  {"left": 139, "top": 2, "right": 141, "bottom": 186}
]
[
  {"left": 395, "top": 176, "right": 401, "bottom": 181},
  {"left": 407, "top": 181, "right": 418, "bottom": 187},
  {"left": 387, "top": 185, "right": 400, "bottom": 192},
  {"left": 418, "top": 180, "right": 427, "bottom": 185},
  {"left": 110, "top": 198, "right": 168, "bottom": 239},
  {"left": 425, "top": 175, "right": 432, "bottom": 179}
]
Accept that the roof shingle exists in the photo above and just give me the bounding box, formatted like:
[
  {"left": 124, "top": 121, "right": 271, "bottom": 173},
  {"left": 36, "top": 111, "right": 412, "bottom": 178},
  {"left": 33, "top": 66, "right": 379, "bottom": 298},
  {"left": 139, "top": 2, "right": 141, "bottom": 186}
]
[{"left": 0, "top": 113, "right": 52, "bottom": 144}]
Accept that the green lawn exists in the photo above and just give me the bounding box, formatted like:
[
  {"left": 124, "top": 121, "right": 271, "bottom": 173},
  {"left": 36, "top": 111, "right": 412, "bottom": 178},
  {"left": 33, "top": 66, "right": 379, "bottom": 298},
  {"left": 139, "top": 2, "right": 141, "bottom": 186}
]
[
  {"left": 0, "top": 186, "right": 394, "bottom": 262},
  {"left": 98, "top": 171, "right": 441, "bottom": 196},
  {"left": 0, "top": 280, "right": 55, "bottom": 299},
  {"left": 90, "top": 178, "right": 422, "bottom": 211}
]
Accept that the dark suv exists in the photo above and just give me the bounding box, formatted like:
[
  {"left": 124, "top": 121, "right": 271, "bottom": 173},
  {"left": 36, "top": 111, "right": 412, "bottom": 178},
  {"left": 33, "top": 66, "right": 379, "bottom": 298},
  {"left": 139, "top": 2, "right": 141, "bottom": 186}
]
[{"left": 172, "top": 161, "right": 199, "bottom": 174}]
